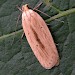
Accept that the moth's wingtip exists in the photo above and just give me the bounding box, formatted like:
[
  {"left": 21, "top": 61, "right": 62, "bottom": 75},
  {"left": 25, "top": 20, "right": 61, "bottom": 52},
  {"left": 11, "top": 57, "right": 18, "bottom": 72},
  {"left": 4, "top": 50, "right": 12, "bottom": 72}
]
[{"left": 45, "top": 58, "right": 60, "bottom": 69}]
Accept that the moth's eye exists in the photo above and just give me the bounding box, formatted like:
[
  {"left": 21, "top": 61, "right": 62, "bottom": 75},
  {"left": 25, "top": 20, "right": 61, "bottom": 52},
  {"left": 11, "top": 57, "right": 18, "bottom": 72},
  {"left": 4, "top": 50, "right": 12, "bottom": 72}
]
[{"left": 26, "top": 4, "right": 29, "bottom": 8}]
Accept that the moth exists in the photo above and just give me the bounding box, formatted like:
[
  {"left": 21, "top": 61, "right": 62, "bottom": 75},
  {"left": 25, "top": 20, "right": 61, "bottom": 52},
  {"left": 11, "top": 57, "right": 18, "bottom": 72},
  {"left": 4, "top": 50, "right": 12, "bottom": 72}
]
[{"left": 22, "top": 4, "right": 59, "bottom": 69}]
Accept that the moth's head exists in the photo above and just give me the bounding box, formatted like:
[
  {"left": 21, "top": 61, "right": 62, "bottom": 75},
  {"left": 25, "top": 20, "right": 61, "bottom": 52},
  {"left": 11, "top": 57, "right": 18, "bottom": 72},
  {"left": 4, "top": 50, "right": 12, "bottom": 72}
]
[{"left": 22, "top": 4, "right": 29, "bottom": 11}]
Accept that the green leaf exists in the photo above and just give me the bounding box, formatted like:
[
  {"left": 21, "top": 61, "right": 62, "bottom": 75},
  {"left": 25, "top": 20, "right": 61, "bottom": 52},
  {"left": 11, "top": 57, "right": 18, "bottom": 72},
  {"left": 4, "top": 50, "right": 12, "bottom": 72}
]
[{"left": 0, "top": 0, "right": 75, "bottom": 75}]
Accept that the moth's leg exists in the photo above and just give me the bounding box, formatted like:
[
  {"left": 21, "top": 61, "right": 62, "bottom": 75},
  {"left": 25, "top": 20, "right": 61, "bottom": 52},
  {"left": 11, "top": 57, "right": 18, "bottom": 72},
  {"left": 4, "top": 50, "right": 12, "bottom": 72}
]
[
  {"left": 21, "top": 32, "right": 25, "bottom": 39},
  {"left": 11, "top": 12, "right": 21, "bottom": 46},
  {"left": 34, "top": 9, "right": 64, "bottom": 23},
  {"left": 47, "top": 24, "right": 50, "bottom": 25},
  {"left": 56, "top": 43, "right": 59, "bottom": 46},
  {"left": 34, "top": 9, "right": 51, "bottom": 18}
]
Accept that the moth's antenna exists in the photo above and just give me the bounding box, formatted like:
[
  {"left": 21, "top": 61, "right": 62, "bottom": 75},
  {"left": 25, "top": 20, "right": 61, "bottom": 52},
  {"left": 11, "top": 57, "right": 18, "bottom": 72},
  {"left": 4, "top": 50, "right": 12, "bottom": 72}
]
[
  {"left": 33, "top": 2, "right": 43, "bottom": 10},
  {"left": 16, "top": 5, "right": 23, "bottom": 12}
]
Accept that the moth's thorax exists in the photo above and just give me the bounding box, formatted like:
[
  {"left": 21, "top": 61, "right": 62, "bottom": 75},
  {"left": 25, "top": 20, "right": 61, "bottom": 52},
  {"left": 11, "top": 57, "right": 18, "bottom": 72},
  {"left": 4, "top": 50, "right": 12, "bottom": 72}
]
[
  {"left": 22, "top": 4, "right": 29, "bottom": 12},
  {"left": 22, "top": 9, "right": 34, "bottom": 19}
]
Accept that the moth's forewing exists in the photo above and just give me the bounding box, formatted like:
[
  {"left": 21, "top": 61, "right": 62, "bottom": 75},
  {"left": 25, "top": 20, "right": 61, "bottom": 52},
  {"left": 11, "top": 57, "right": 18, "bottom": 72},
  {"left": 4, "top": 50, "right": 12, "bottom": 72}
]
[{"left": 22, "top": 5, "right": 59, "bottom": 69}]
